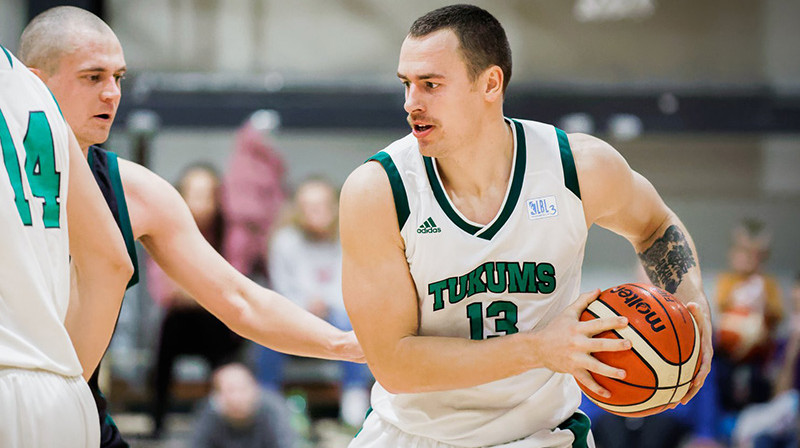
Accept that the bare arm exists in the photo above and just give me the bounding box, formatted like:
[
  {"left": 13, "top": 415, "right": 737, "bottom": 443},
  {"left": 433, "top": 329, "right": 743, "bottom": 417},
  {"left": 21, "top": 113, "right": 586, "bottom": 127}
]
[
  {"left": 341, "top": 162, "right": 630, "bottom": 394},
  {"left": 574, "top": 132, "right": 713, "bottom": 404},
  {"left": 64, "top": 129, "right": 134, "bottom": 380},
  {"left": 120, "top": 160, "right": 362, "bottom": 362}
]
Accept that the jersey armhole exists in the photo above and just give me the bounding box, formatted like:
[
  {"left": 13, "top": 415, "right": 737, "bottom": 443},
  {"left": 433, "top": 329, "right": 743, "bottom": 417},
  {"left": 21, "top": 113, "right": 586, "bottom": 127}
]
[
  {"left": 105, "top": 151, "right": 140, "bottom": 287},
  {"left": 556, "top": 127, "right": 581, "bottom": 200},
  {"left": 366, "top": 151, "right": 410, "bottom": 231}
]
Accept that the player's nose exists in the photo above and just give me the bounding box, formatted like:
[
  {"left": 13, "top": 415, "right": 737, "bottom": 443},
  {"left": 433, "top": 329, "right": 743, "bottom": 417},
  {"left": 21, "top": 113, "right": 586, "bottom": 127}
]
[
  {"left": 100, "top": 78, "right": 121, "bottom": 103},
  {"left": 404, "top": 85, "right": 424, "bottom": 114}
]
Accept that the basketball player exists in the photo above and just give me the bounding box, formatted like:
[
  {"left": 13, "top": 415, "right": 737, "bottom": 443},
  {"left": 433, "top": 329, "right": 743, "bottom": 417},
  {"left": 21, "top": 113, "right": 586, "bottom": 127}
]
[
  {"left": 340, "top": 5, "right": 713, "bottom": 447},
  {"left": 0, "top": 46, "right": 133, "bottom": 447},
  {"left": 19, "top": 6, "right": 363, "bottom": 446}
]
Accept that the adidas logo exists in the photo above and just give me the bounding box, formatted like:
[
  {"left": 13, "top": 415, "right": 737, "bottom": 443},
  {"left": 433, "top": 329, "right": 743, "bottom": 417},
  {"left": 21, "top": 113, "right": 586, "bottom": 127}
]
[{"left": 417, "top": 217, "right": 442, "bottom": 234}]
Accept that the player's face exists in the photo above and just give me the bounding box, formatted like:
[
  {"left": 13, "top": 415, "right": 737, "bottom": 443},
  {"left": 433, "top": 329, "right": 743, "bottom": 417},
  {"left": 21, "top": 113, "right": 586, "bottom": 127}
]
[
  {"left": 44, "top": 30, "right": 126, "bottom": 150},
  {"left": 397, "top": 30, "right": 486, "bottom": 158}
]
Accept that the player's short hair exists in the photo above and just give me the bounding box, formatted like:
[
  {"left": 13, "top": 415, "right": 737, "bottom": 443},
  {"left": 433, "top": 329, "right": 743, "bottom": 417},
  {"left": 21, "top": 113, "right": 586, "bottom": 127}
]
[
  {"left": 19, "top": 6, "right": 112, "bottom": 75},
  {"left": 409, "top": 4, "right": 512, "bottom": 93}
]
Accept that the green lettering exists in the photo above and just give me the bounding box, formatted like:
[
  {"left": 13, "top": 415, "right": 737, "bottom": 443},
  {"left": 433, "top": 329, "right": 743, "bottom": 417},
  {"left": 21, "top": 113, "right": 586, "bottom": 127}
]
[
  {"left": 508, "top": 262, "right": 538, "bottom": 293},
  {"left": 485, "top": 262, "right": 506, "bottom": 293},
  {"left": 536, "top": 262, "right": 556, "bottom": 294},
  {"left": 429, "top": 279, "right": 449, "bottom": 311},
  {"left": 447, "top": 275, "right": 468, "bottom": 304},
  {"left": 467, "top": 264, "right": 487, "bottom": 297}
]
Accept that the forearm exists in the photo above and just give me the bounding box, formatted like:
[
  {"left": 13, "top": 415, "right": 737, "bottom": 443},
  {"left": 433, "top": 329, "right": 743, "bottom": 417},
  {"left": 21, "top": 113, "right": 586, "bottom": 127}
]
[
  {"left": 367, "top": 330, "right": 540, "bottom": 394},
  {"left": 636, "top": 214, "right": 709, "bottom": 312},
  {"left": 224, "top": 279, "right": 353, "bottom": 361},
  {"left": 65, "top": 257, "right": 132, "bottom": 380}
]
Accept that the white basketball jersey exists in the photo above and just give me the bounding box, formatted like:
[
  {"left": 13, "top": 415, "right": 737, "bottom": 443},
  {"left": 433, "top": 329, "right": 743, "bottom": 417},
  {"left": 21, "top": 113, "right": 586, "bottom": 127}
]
[
  {"left": 368, "top": 119, "right": 589, "bottom": 447},
  {"left": 0, "top": 47, "right": 79, "bottom": 376}
]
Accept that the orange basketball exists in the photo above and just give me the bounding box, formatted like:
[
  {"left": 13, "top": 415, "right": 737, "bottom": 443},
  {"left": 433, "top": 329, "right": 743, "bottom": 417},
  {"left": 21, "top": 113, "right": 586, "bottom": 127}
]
[{"left": 578, "top": 283, "right": 701, "bottom": 417}]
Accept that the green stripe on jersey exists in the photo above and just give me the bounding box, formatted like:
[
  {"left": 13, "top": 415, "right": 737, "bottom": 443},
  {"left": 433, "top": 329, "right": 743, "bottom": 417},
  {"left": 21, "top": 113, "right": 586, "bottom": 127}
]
[
  {"left": 556, "top": 127, "right": 581, "bottom": 200},
  {"left": 1, "top": 46, "right": 12, "bottom": 68},
  {"left": 367, "top": 151, "right": 410, "bottom": 231},
  {"left": 106, "top": 152, "right": 140, "bottom": 287},
  {"left": 423, "top": 118, "right": 526, "bottom": 241},
  {"left": 477, "top": 119, "right": 527, "bottom": 240}
]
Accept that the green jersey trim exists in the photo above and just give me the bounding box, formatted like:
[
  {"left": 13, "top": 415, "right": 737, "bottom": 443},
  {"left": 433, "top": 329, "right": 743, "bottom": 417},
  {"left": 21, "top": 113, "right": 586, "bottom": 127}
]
[
  {"left": 556, "top": 127, "right": 581, "bottom": 200},
  {"left": 1, "top": 46, "right": 12, "bottom": 68},
  {"left": 558, "top": 411, "right": 591, "bottom": 448},
  {"left": 106, "top": 152, "right": 140, "bottom": 287},
  {"left": 423, "top": 118, "right": 526, "bottom": 241},
  {"left": 367, "top": 151, "right": 410, "bottom": 231}
]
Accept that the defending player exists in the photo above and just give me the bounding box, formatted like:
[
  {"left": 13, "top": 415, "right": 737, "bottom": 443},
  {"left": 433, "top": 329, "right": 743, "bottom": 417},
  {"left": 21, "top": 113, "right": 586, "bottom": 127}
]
[
  {"left": 340, "top": 5, "right": 713, "bottom": 447},
  {"left": 18, "top": 6, "right": 363, "bottom": 445},
  {"left": 0, "top": 46, "right": 132, "bottom": 447}
]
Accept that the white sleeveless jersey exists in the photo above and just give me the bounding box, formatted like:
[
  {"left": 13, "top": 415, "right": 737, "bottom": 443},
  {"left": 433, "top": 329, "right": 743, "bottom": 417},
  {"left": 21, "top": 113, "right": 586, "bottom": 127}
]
[
  {"left": 368, "top": 119, "right": 589, "bottom": 447},
  {"left": 0, "top": 47, "right": 79, "bottom": 376}
]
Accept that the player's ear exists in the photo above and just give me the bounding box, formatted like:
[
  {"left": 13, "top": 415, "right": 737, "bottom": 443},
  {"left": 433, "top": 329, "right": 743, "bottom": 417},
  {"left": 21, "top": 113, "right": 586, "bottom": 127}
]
[
  {"left": 483, "top": 65, "right": 504, "bottom": 102},
  {"left": 28, "top": 67, "right": 47, "bottom": 83}
]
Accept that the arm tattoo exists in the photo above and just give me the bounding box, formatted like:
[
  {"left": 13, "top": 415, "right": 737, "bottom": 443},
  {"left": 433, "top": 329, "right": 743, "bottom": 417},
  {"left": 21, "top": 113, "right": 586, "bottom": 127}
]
[{"left": 637, "top": 225, "right": 697, "bottom": 294}]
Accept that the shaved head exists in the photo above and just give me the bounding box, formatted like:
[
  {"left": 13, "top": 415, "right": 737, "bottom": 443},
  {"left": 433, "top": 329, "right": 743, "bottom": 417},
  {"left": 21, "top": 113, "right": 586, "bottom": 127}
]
[{"left": 19, "top": 6, "right": 115, "bottom": 75}]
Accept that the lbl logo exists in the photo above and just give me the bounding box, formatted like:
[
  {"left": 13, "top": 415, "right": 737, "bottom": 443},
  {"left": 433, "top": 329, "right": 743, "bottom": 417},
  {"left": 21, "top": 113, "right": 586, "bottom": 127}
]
[{"left": 527, "top": 196, "right": 558, "bottom": 220}]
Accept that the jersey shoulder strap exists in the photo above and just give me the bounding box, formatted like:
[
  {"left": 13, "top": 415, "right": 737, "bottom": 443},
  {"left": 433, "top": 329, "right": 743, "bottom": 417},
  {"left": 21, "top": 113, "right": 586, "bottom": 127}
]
[
  {"left": 0, "top": 46, "right": 13, "bottom": 70},
  {"left": 88, "top": 146, "right": 139, "bottom": 287},
  {"left": 366, "top": 150, "right": 410, "bottom": 231}
]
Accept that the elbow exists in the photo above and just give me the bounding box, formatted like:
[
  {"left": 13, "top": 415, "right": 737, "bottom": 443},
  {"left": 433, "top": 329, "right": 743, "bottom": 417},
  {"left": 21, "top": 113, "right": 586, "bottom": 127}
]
[
  {"left": 368, "top": 356, "right": 424, "bottom": 394},
  {"left": 214, "top": 288, "right": 252, "bottom": 337},
  {"left": 110, "top": 251, "right": 134, "bottom": 286},
  {"left": 373, "top": 370, "right": 420, "bottom": 395}
]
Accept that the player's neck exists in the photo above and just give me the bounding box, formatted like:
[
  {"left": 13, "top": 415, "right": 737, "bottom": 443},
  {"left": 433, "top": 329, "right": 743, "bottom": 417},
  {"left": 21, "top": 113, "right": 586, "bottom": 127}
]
[
  {"left": 436, "top": 117, "right": 513, "bottom": 197},
  {"left": 434, "top": 117, "right": 513, "bottom": 224}
]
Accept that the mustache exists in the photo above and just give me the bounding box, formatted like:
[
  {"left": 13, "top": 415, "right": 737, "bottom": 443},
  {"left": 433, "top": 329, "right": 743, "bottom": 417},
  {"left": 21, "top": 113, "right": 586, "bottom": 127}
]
[{"left": 407, "top": 114, "right": 436, "bottom": 126}]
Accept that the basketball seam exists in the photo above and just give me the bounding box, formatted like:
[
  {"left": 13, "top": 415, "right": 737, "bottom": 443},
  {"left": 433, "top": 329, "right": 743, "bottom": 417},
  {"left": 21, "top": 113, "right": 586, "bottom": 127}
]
[
  {"left": 632, "top": 285, "right": 683, "bottom": 404},
  {"left": 584, "top": 309, "right": 659, "bottom": 399},
  {"left": 594, "top": 297, "right": 683, "bottom": 368}
]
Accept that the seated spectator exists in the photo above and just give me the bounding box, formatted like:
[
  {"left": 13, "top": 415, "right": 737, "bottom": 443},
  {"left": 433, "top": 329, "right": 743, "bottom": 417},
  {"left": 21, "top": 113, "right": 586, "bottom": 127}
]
[
  {"left": 253, "top": 177, "right": 372, "bottom": 428},
  {"left": 191, "top": 362, "right": 297, "bottom": 448},
  {"left": 148, "top": 164, "right": 243, "bottom": 437},
  {"left": 715, "top": 219, "right": 784, "bottom": 416}
]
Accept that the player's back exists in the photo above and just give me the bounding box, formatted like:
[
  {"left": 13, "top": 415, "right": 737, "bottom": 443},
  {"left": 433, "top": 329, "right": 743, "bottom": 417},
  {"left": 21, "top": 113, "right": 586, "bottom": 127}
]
[{"left": 0, "top": 46, "right": 79, "bottom": 376}]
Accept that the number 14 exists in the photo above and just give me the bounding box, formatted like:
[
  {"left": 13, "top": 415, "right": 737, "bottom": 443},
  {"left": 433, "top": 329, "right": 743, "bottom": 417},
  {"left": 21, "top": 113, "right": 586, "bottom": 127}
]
[{"left": 0, "top": 109, "right": 62, "bottom": 228}]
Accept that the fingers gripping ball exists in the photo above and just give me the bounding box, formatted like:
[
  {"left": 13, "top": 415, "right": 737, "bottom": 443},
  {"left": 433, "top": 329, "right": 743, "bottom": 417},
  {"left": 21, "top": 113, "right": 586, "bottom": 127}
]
[{"left": 579, "top": 283, "right": 701, "bottom": 417}]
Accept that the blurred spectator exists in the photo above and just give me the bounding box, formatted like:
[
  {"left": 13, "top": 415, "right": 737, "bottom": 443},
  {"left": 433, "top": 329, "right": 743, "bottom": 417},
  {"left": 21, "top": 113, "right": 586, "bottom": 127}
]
[
  {"left": 148, "top": 163, "right": 243, "bottom": 437},
  {"left": 253, "top": 177, "right": 372, "bottom": 428},
  {"left": 732, "top": 272, "right": 800, "bottom": 448},
  {"left": 221, "top": 110, "right": 287, "bottom": 279},
  {"left": 715, "top": 219, "right": 784, "bottom": 415},
  {"left": 191, "top": 362, "right": 297, "bottom": 448}
]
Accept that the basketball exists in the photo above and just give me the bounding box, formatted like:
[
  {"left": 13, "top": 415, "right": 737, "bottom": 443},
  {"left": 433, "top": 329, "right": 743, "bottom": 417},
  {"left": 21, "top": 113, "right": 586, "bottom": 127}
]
[{"left": 578, "top": 283, "right": 701, "bottom": 417}]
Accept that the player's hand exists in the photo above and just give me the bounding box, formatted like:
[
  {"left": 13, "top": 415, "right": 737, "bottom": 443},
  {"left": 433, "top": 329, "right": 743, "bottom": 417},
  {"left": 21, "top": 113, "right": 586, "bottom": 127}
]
[
  {"left": 532, "top": 289, "right": 631, "bottom": 398},
  {"left": 337, "top": 330, "right": 367, "bottom": 364},
  {"left": 680, "top": 301, "right": 713, "bottom": 404}
]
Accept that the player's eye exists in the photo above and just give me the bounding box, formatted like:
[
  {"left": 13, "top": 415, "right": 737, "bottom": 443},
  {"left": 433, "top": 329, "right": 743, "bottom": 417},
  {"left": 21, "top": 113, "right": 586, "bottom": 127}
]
[{"left": 426, "top": 82, "right": 439, "bottom": 89}]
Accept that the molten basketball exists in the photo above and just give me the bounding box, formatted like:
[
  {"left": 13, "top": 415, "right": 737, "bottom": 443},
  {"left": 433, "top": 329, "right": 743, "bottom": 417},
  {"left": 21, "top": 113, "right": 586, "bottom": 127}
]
[{"left": 578, "top": 283, "right": 701, "bottom": 417}]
